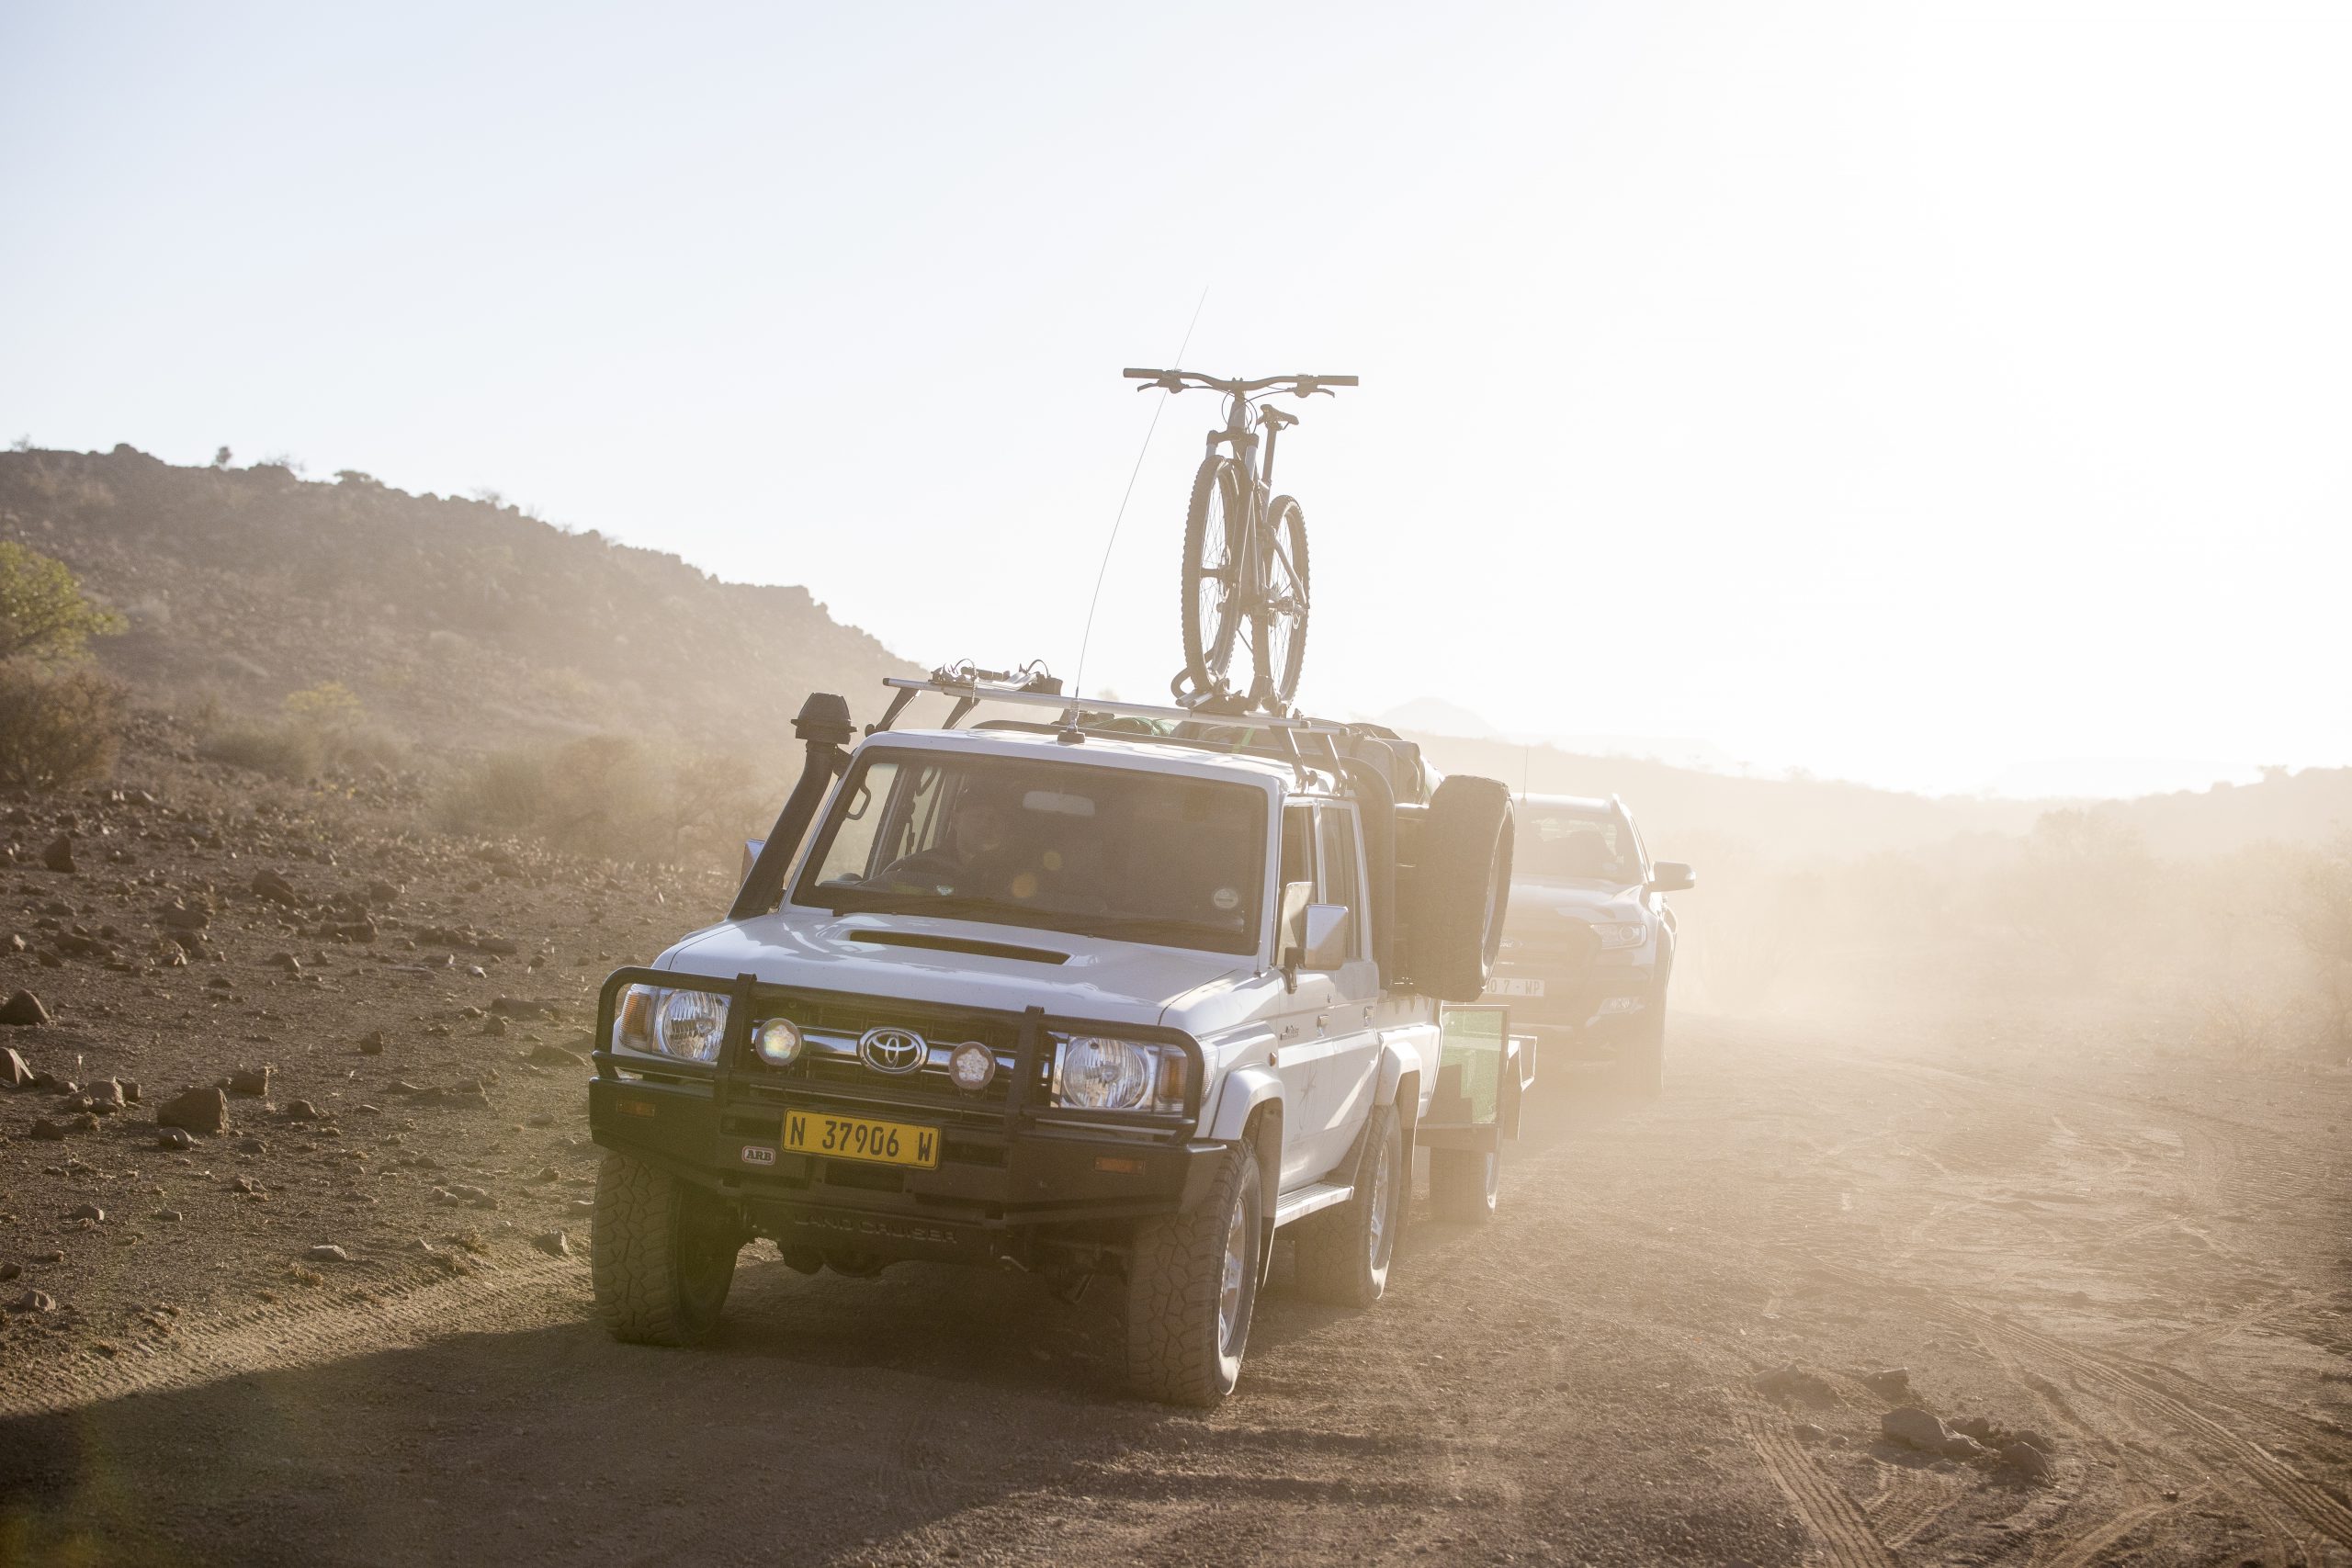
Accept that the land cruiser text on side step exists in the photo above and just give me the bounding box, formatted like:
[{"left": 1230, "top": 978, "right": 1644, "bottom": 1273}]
[{"left": 587, "top": 669, "right": 1528, "bottom": 1405}]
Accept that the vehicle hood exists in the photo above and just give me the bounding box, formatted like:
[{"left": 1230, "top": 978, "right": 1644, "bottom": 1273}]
[
  {"left": 1507, "top": 877, "right": 1645, "bottom": 923},
  {"left": 656, "top": 911, "right": 1256, "bottom": 1032}
]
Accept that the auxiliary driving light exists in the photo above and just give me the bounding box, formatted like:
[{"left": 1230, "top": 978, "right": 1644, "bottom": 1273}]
[
  {"left": 948, "top": 1041, "right": 997, "bottom": 1093},
  {"left": 753, "top": 1017, "right": 804, "bottom": 1066}
]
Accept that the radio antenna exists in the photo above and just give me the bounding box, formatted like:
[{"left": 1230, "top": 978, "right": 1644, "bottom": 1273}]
[{"left": 1073, "top": 284, "right": 1208, "bottom": 701}]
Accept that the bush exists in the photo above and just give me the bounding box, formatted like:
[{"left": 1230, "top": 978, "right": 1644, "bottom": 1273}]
[
  {"left": 0, "top": 540, "right": 124, "bottom": 662},
  {"left": 0, "top": 662, "right": 127, "bottom": 790},
  {"left": 201, "top": 721, "right": 323, "bottom": 781}
]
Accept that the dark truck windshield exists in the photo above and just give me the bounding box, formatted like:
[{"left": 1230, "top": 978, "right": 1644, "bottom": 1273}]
[
  {"left": 1520, "top": 809, "right": 1638, "bottom": 884},
  {"left": 792, "top": 750, "right": 1269, "bottom": 955}
]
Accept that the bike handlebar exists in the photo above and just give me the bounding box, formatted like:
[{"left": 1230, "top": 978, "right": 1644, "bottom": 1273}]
[{"left": 1124, "top": 368, "right": 1358, "bottom": 396}]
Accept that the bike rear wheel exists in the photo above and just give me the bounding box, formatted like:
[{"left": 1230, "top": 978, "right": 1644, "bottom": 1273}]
[
  {"left": 1180, "top": 457, "right": 1246, "bottom": 694},
  {"left": 1251, "top": 494, "right": 1309, "bottom": 708}
]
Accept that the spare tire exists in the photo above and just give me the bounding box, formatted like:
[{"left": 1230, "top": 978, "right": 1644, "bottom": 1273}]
[{"left": 1402, "top": 775, "right": 1514, "bottom": 1001}]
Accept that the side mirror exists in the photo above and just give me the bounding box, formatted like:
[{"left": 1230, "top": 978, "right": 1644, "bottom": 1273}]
[
  {"left": 1648, "top": 862, "right": 1694, "bottom": 894},
  {"left": 1277, "top": 880, "right": 1314, "bottom": 972},
  {"left": 1302, "top": 904, "right": 1351, "bottom": 970}
]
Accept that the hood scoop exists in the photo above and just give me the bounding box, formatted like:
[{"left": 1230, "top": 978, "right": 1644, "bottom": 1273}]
[{"left": 846, "top": 929, "right": 1071, "bottom": 965}]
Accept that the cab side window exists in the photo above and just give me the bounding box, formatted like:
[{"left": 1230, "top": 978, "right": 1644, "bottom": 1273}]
[
  {"left": 1280, "top": 803, "right": 1315, "bottom": 891},
  {"left": 1314, "top": 805, "right": 1363, "bottom": 960}
]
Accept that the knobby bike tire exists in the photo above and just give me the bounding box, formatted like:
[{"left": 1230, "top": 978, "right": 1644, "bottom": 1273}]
[
  {"left": 1252, "top": 494, "right": 1310, "bottom": 708},
  {"left": 1180, "top": 457, "right": 1246, "bottom": 694}
]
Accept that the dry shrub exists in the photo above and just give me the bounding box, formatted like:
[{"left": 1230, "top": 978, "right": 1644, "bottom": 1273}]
[
  {"left": 202, "top": 721, "right": 322, "bottom": 780},
  {"left": 199, "top": 682, "right": 406, "bottom": 781},
  {"left": 0, "top": 661, "right": 127, "bottom": 790}
]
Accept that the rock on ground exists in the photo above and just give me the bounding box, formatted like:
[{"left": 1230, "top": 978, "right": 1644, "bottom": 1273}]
[
  {"left": 1, "top": 990, "right": 51, "bottom": 1027},
  {"left": 1882, "top": 1406, "right": 1951, "bottom": 1451},
  {"left": 157, "top": 1086, "right": 230, "bottom": 1135}
]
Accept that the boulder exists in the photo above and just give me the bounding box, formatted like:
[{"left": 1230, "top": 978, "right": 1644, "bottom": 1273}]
[
  {"left": 156, "top": 1126, "right": 194, "bottom": 1150},
  {"left": 0, "top": 990, "right": 51, "bottom": 1027},
  {"left": 1862, "top": 1368, "right": 1911, "bottom": 1399},
  {"left": 158, "top": 1086, "right": 230, "bottom": 1135},
  {"left": 227, "top": 1066, "right": 271, "bottom": 1098},
  {"left": 251, "top": 868, "right": 301, "bottom": 905},
  {"left": 1882, "top": 1406, "right": 1951, "bottom": 1452},
  {"left": 40, "top": 836, "right": 75, "bottom": 874},
  {"left": 2001, "top": 1440, "right": 2053, "bottom": 1479}
]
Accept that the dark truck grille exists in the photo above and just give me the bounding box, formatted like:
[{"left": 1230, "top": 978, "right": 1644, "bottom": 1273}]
[
  {"left": 1497, "top": 918, "right": 1600, "bottom": 976},
  {"left": 743, "top": 994, "right": 1049, "bottom": 1111}
]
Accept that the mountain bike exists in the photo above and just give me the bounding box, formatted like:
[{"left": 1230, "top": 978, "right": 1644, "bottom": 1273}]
[{"left": 1124, "top": 367, "right": 1356, "bottom": 712}]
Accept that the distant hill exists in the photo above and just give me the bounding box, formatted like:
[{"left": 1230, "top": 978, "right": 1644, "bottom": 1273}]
[
  {"left": 1404, "top": 730, "right": 2352, "bottom": 862},
  {"left": 0, "top": 446, "right": 916, "bottom": 752}
]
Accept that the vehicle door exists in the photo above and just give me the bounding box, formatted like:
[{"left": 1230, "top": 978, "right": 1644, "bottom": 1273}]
[
  {"left": 1307, "top": 802, "right": 1385, "bottom": 1174},
  {"left": 1272, "top": 801, "right": 1340, "bottom": 1189}
]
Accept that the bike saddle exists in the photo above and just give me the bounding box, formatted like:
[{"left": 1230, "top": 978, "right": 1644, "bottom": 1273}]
[{"left": 1261, "top": 407, "right": 1299, "bottom": 430}]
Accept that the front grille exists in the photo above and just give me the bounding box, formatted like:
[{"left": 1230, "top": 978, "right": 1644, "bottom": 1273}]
[
  {"left": 1497, "top": 919, "right": 1601, "bottom": 974},
  {"left": 743, "top": 996, "right": 1049, "bottom": 1110}
]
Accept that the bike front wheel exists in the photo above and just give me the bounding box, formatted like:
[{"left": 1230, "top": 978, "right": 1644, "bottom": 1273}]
[
  {"left": 1180, "top": 457, "right": 1246, "bottom": 694},
  {"left": 1250, "top": 493, "right": 1310, "bottom": 709}
]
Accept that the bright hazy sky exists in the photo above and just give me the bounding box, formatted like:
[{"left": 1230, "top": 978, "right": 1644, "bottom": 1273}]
[{"left": 6, "top": 2, "right": 2346, "bottom": 799}]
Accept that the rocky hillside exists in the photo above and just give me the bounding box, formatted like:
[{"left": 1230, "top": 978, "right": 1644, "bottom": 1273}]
[{"left": 0, "top": 446, "right": 916, "bottom": 752}]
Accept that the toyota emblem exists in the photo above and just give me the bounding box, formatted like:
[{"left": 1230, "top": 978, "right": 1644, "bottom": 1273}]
[{"left": 857, "top": 1027, "right": 929, "bottom": 1076}]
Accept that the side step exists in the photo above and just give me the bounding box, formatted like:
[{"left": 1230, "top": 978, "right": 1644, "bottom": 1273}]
[{"left": 1272, "top": 1180, "right": 1353, "bottom": 1229}]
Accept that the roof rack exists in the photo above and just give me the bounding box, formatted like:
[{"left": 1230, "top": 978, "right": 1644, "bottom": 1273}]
[{"left": 869, "top": 663, "right": 1364, "bottom": 785}]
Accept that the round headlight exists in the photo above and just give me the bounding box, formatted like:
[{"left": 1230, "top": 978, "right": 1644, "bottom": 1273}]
[
  {"left": 655, "top": 988, "right": 728, "bottom": 1062},
  {"left": 1058, "top": 1036, "right": 1152, "bottom": 1111},
  {"left": 948, "top": 1041, "right": 996, "bottom": 1093},
  {"left": 753, "top": 1017, "right": 803, "bottom": 1066}
]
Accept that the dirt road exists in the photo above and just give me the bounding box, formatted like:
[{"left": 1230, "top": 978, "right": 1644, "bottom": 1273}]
[{"left": 4, "top": 1014, "right": 2347, "bottom": 1567}]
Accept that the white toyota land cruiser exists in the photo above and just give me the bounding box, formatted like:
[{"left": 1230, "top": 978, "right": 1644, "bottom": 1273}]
[{"left": 588, "top": 669, "right": 1524, "bottom": 1404}]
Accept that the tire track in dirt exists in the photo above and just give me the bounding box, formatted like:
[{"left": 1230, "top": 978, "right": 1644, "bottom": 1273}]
[
  {"left": 1810, "top": 1259, "right": 2352, "bottom": 1556},
  {"left": 0, "top": 1247, "right": 587, "bottom": 1419},
  {"left": 1728, "top": 1391, "right": 1899, "bottom": 1568},
  {"left": 1861, "top": 1462, "right": 1962, "bottom": 1550}
]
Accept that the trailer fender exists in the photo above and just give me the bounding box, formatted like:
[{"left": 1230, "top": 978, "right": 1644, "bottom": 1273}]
[{"left": 1377, "top": 1023, "right": 1441, "bottom": 1114}]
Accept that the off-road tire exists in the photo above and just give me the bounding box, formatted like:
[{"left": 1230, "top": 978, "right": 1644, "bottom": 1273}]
[
  {"left": 1430, "top": 1146, "right": 1499, "bottom": 1223},
  {"left": 591, "top": 1152, "right": 741, "bottom": 1347},
  {"left": 1293, "top": 1101, "right": 1403, "bottom": 1306},
  {"left": 1617, "top": 982, "right": 1668, "bottom": 1100},
  {"left": 1251, "top": 494, "right": 1309, "bottom": 709},
  {"left": 1125, "top": 1136, "right": 1262, "bottom": 1406},
  {"left": 1404, "top": 774, "right": 1516, "bottom": 1001},
  {"left": 1180, "top": 456, "right": 1246, "bottom": 694}
]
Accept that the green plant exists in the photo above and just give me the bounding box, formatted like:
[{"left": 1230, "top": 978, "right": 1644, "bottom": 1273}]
[
  {"left": 0, "top": 662, "right": 128, "bottom": 790},
  {"left": 0, "top": 541, "right": 126, "bottom": 663},
  {"left": 283, "top": 680, "right": 365, "bottom": 734}
]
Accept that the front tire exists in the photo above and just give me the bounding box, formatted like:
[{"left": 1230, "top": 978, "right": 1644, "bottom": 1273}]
[
  {"left": 1125, "top": 1136, "right": 1263, "bottom": 1406},
  {"left": 1294, "top": 1102, "right": 1404, "bottom": 1306},
  {"left": 1617, "top": 985, "right": 1667, "bottom": 1100},
  {"left": 591, "top": 1152, "right": 741, "bottom": 1346}
]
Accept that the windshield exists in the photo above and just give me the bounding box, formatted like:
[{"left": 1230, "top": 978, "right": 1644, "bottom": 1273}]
[
  {"left": 1519, "top": 809, "right": 1638, "bottom": 884},
  {"left": 792, "top": 749, "right": 1269, "bottom": 955}
]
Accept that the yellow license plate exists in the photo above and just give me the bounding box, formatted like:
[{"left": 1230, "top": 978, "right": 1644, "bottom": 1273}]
[{"left": 782, "top": 1110, "right": 940, "bottom": 1169}]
